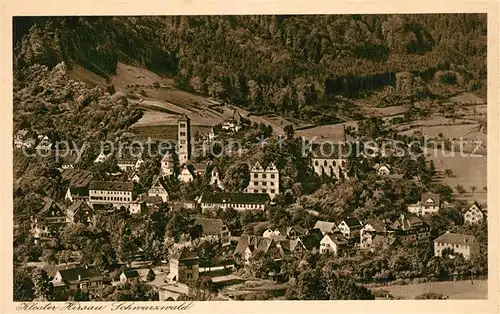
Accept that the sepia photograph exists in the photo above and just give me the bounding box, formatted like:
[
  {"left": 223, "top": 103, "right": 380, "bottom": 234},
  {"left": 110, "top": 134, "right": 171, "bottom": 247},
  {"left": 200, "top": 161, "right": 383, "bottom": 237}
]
[{"left": 10, "top": 11, "right": 492, "bottom": 308}]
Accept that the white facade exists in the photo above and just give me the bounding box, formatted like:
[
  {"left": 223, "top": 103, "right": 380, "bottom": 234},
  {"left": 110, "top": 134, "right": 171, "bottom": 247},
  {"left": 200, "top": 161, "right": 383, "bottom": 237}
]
[
  {"left": 209, "top": 168, "right": 224, "bottom": 190},
  {"left": 320, "top": 235, "right": 340, "bottom": 255},
  {"left": 178, "top": 166, "right": 194, "bottom": 183},
  {"left": 94, "top": 152, "right": 109, "bottom": 163},
  {"left": 178, "top": 115, "right": 191, "bottom": 165},
  {"left": 245, "top": 162, "right": 279, "bottom": 199},
  {"left": 161, "top": 152, "right": 175, "bottom": 176},
  {"left": 88, "top": 182, "right": 133, "bottom": 208},
  {"left": 464, "top": 203, "right": 484, "bottom": 225},
  {"left": 312, "top": 158, "right": 347, "bottom": 178}
]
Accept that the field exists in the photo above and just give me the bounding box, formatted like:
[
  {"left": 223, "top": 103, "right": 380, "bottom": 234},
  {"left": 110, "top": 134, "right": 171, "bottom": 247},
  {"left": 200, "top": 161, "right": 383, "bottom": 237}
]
[{"left": 370, "top": 279, "right": 488, "bottom": 300}]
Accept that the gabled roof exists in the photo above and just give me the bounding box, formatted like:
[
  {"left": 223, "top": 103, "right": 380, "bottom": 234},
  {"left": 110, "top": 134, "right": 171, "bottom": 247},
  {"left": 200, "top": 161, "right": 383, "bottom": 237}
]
[
  {"left": 67, "top": 200, "right": 91, "bottom": 214},
  {"left": 161, "top": 152, "right": 174, "bottom": 162},
  {"left": 170, "top": 247, "right": 198, "bottom": 262},
  {"left": 234, "top": 234, "right": 275, "bottom": 256},
  {"left": 434, "top": 232, "right": 477, "bottom": 246},
  {"left": 421, "top": 193, "right": 441, "bottom": 205},
  {"left": 363, "top": 220, "right": 386, "bottom": 233},
  {"left": 313, "top": 220, "right": 337, "bottom": 234},
  {"left": 40, "top": 197, "right": 63, "bottom": 215},
  {"left": 299, "top": 234, "right": 322, "bottom": 250},
  {"left": 89, "top": 181, "right": 133, "bottom": 192},
  {"left": 149, "top": 176, "right": 169, "bottom": 192},
  {"left": 177, "top": 113, "right": 190, "bottom": 122},
  {"left": 468, "top": 201, "right": 482, "bottom": 211},
  {"left": 193, "top": 217, "right": 226, "bottom": 236},
  {"left": 390, "top": 214, "right": 427, "bottom": 231},
  {"left": 121, "top": 270, "right": 140, "bottom": 278},
  {"left": 61, "top": 169, "right": 94, "bottom": 187},
  {"left": 341, "top": 217, "right": 363, "bottom": 228},
  {"left": 323, "top": 233, "right": 349, "bottom": 245},
  {"left": 57, "top": 265, "right": 103, "bottom": 283},
  {"left": 16, "top": 129, "right": 29, "bottom": 137}
]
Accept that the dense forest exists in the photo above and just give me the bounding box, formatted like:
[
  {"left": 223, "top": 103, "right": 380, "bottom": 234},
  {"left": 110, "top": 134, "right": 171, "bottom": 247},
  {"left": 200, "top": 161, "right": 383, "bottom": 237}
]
[{"left": 14, "top": 15, "right": 487, "bottom": 122}]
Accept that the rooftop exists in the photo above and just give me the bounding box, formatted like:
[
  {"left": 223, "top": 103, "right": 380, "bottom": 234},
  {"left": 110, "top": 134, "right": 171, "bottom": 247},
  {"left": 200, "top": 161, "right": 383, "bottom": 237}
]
[
  {"left": 434, "top": 232, "right": 477, "bottom": 246},
  {"left": 89, "top": 181, "right": 134, "bottom": 192}
]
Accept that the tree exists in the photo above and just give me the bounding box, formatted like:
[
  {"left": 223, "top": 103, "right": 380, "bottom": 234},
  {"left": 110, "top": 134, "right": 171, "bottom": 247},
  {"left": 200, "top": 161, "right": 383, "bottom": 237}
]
[
  {"left": 31, "top": 268, "right": 52, "bottom": 301},
  {"left": 14, "top": 266, "right": 35, "bottom": 301},
  {"left": 455, "top": 184, "right": 466, "bottom": 195},
  {"left": 444, "top": 169, "right": 454, "bottom": 177},
  {"left": 471, "top": 186, "right": 477, "bottom": 194},
  {"left": 416, "top": 292, "right": 446, "bottom": 299},
  {"left": 147, "top": 268, "right": 156, "bottom": 282}
]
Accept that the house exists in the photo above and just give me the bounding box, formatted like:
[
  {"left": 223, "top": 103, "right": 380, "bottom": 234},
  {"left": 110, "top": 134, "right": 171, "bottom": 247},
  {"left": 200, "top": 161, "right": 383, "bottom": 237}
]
[
  {"left": 62, "top": 169, "right": 94, "bottom": 203},
  {"left": 263, "top": 226, "right": 308, "bottom": 240},
  {"left": 298, "top": 233, "right": 322, "bottom": 254},
  {"left": 360, "top": 221, "right": 388, "bottom": 249},
  {"left": 88, "top": 181, "right": 134, "bottom": 209},
  {"left": 221, "top": 110, "right": 249, "bottom": 133},
  {"left": 66, "top": 201, "right": 94, "bottom": 226},
  {"left": 388, "top": 213, "right": 430, "bottom": 243},
  {"left": 464, "top": 201, "right": 485, "bottom": 225},
  {"left": 167, "top": 247, "right": 199, "bottom": 284},
  {"left": 209, "top": 166, "right": 225, "bottom": 190},
  {"left": 117, "top": 156, "right": 143, "bottom": 172},
  {"left": 337, "top": 217, "right": 363, "bottom": 240},
  {"left": 13, "top": 129, "right": 35, "bottom": 148},
  {"left": 408, "top": 193, "right": 441, "bottom": 216},
  {"left": 277, "top": 239, "right": 306, "bottom": 256},
  {"left": 313, "top": 220, "right": 338, "bottom": 235},
  {"left": 194, "top": 163, "right": 209, "bottom": 177},
  {"left": 129, "top": 199, "right": 146, "bottom": 215},
  {"left": 375, "top": 164, "right": 391, "bottom": 176},
  {"left": 161, "top": 152, "right": 175, "bottom": 176},
  {"left": 147, "top": 176, "right": 169, "bottom": 202},
  {"left": 434, "top": 232, "right": 479, "bottom": 260},
  {"left": 120, "top": 270, "right": 140, "bottom": 285},
  {"left": 311, "top": 144, "right": 348, "bottom": 179},
  {"left": 193, "top": 218, "right": 231, "bottom": 247},
  {"left": 51, "top": 264, "right": 104, "bottom": 294},
  {"left": 31, "top": 197, "right": 67, "bottom": 242},
  {"left": 320, "top": 233, "right": 349, "bottom": 256},
  {"left": 36, "top": 136, "right": 52, "bottom": 151},
  {"left": 199, "top": 192, "right": 270, "bottom": 212},
  {"left": 93, "top": 152, "right": 110, "bottom": 163},
  {"left": 129, "top": 172, "right": 140, "bottom": 183},
  {"left": 245, "top": 162, "right": 280, "bottom": 199},
  {"left": 178, "top": 164, "right": 196, "bottom": 183},
  {"left": 233, "top": 235, "right": 282, "bottom": 264}
]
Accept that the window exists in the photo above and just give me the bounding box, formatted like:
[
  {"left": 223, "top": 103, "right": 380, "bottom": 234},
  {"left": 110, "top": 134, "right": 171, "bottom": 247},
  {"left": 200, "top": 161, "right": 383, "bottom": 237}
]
[
  {"left": 324, "top": 160, "right": 327, "bottom": 166},
  {"left": 262, "top": 189, "right": 266, "bottom": 193},
  {"left": 270, "top": 182, "right": 274, "bottom": 186},
  {"left": 180, "top": 123, "right": 186, "bottom": 128},
  {"left": 262, "top": 174, "right": 267, "bottom": 179},
  {"left": 315, "top": 161, "right": 319, "bottom": 166},
  {"left": 262, "top": 182, "right": 267, "bottom": 186},
  {"left": 254, "top": 174, "right": 258, "bottom": 178},
  {"left": 271, "top": 174, "right": 275, "bottom": 179},
  {"left": 180, "top": 132, "right": 186, "bottom": 136},
  {"left": 271, "top": 189, "right": 275, "bottom": 193}
]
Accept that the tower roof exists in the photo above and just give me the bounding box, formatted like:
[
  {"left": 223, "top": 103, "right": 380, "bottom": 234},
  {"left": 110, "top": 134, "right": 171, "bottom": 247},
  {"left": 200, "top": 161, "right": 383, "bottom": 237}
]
[{"left": 178, "top": 113, "right": 190, "bottom": 122}]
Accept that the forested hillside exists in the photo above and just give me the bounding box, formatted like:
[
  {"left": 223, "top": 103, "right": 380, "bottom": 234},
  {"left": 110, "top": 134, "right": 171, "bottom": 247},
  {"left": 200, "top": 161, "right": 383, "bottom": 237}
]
[{"left": 14, "top": 15, "right": 487, "bottom": 121}]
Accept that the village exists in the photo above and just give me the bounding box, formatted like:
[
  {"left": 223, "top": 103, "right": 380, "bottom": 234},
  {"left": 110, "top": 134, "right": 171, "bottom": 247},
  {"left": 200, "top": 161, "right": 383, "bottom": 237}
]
[{"left": 13, "top": 107, "right": 488, "bottom": 301}]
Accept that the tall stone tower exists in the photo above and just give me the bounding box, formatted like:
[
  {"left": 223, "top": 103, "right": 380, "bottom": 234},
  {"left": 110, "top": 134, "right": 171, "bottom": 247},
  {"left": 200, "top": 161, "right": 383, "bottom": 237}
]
[{"left": 177, "top": 113, "right": 191, "bottom": 165}]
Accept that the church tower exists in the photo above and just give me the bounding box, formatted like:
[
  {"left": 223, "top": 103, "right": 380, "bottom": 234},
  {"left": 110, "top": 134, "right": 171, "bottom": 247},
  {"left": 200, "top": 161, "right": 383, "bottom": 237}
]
[{"left": 177, "top": 113, "right": 191, "bottom": 165}]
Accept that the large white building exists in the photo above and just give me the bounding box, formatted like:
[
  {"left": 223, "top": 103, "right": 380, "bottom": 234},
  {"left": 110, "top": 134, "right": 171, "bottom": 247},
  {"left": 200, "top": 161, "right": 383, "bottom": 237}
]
[
  {"left": 434, "top": 232, "right": 479, "bottom": 260},
  {"left": 408, "top": 193, "right": 441, "bottom": 216},
  {"left": 88, "top": 181, "right": 134, "bottom": 209},
  {"left": 245, "top": 162, "right": 279, "bottom": 199}
]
